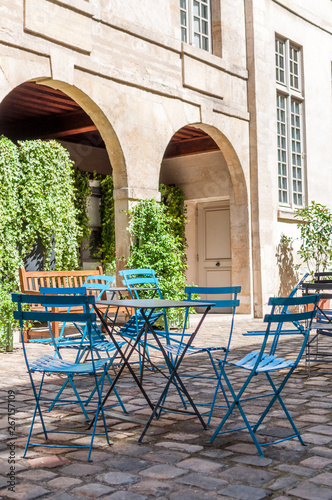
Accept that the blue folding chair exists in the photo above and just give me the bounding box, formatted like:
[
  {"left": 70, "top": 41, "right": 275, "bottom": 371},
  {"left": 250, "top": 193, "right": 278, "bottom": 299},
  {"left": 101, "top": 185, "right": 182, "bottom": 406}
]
[
  {"left": 119, "top": 268, "right": 166, "bottom": 336},
  {"left": 245, "top": 273, "right": 309, "bottom": 338},
  {"left": 28, "top": 274, "right": 115, "bottom": 345},
  {"left": 12, "top": 293, "right": 111, "bottom": 461},
  {"left": 37, "top": 286, "right": 126, "bottom": 415},
  {"left": 209, "top": 294, "right": 320, "bottom": 456},
  {"left": 162, "top": 286, "right": 241, "bottom": 423}
]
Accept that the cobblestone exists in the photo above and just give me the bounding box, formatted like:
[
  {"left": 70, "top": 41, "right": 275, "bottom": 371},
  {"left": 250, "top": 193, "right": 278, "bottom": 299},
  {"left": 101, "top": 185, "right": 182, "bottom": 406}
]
[{"left": 2, "top": 315, "right": 332, "bottom": 499}]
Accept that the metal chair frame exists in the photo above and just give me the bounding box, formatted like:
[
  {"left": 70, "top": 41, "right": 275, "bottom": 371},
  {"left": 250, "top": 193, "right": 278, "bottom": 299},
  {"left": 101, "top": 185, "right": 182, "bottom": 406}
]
[
  {"left": 209, "top": 294, "right": 320, "bottom": 456},
  {"left": 37, "top": 286, "right": 126, "bottom": 415},
  {"left": 162, "top": 285, "right": 241, "bottom": 423},
  {"left": 12, "top": 293, "right": 111, "bottom": 461}
]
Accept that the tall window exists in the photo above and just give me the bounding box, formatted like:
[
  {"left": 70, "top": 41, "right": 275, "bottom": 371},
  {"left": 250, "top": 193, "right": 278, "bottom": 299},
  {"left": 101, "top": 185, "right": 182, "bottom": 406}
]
[
  {"left": 180, "top": 0, "right": 211, "bottom": 52},
  {"left": 276, "top": 37, "right": 305, "bottom": 207}
]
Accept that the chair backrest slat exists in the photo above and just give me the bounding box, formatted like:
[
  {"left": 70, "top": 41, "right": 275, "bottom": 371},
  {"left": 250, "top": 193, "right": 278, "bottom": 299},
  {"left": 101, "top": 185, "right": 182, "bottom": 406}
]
[{"left": 264, "top": 294, "right": 320, "bottom": 357}]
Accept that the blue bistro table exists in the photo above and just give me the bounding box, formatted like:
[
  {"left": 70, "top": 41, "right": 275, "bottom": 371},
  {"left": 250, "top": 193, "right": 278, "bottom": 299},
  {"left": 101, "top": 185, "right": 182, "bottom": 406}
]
[{"left": 93, "top": 298, "right": 213, "bottom": 442}]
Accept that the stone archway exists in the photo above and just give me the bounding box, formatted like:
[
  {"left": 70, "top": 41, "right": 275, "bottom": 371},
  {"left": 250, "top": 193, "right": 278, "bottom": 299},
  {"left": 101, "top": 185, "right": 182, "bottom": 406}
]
[
  {"left": 160, "top": 123, "right": 251, "bottom": 314},
  {"left": 0, "top": 79, "right": 129, "bottom": 269}
]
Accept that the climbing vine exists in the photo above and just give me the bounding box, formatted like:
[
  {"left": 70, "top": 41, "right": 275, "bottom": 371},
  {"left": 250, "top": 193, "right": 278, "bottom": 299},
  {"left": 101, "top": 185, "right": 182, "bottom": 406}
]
[
  {"left": 18, "top": 140, "right": 82, "bottom": 270},
  {"left": 0, "top": 136, "right": 23, "bottom": 286},
  {"left": 87, "top": 174, "right": 116, "bottom": 274},
  {"left": 99, "top": 175, "right": 116, "bottom": 273},
  {"left": 160, "top": 183, "right": 187, "bottom": 255},
  {"left": 72, "top": 167, "right": 91, "bottom": 243},
  {"left": 0, "top": 137, "right": 84, "bottom": 348}
]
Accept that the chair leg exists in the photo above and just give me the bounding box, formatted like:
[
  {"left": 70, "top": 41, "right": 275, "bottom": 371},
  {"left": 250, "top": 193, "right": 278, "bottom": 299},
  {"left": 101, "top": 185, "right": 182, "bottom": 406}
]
[
  {"left": 86, "top": 363, "right": 127, "bottom": 414},
  {"left": 206, "top": 351, "right": 230, "bottom": 424},
  {"left": 88, "top": 369, "right": 110, "bottom": 461},
  {"left": 252, "top": 371, "right": 304, "bottom": 446},
  {"left": 24, "top": 372, "right": 48, "bottom": 457},
  {"left": 209, "top": 364, "right": 265, "bottom": 455}
]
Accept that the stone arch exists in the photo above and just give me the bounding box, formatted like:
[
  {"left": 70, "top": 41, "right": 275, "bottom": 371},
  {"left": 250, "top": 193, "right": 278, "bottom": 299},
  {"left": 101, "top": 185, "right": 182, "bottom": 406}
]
[
  {"left": 33, "top": 79, "right": 128, "bottom": 189},
  {"left": 0, "top": 77, "right": 129, "bottom": 268},
  {"left": 160, "top": 122, "right": 251, "bottom": 313}
]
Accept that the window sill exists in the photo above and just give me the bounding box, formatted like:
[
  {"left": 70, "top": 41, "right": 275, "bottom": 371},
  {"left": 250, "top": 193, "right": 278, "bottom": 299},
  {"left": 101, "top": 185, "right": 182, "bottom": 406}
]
[
  {"left": 277, "top": 208, "right": 299, "bottom": 223},
  {"left": 181, "top": 43, "right": 248, "bottom": 80}
]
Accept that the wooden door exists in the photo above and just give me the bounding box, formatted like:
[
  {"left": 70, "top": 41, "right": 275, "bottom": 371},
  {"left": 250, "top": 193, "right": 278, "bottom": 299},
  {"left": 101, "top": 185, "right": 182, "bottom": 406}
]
[{"left": 197, "top": 201, "right": 232, "bottom": 311}]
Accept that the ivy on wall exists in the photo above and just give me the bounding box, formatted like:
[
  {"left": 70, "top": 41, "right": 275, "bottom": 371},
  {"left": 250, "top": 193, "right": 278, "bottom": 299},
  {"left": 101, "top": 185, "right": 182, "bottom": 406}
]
[
  {"left": 0, "top": 137, "right": 83, "bottom": 347},
  {"left": 0, "top": 136, "right": 23, "bottom": 287},
  {"left": 19, "top": 140, "right": 82, "bottom": 270},
  {"left": 160, "top": 183, "right": 187, "bottom": 255},
  {"left": 72, "top": 167, "right": 91, "bottom": 244},
  {"left": 85, "top": 174, "right": 116, "bottom": 274},
  {"left": 99, "top": 175, "right": 116, "bottom": 273}
]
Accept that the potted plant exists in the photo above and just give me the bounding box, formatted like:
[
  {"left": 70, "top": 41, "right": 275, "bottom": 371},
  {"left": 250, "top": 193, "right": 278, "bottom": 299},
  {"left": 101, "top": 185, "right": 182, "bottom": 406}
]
[
  {"left": 295, "top": 201, "right": 332, "bottom": 276},
  {"left": 295, "top": 201, "right": 332, "bottom": 308},
  {"left": 126, "top": 198, "right": 189, "bottom": 328}
]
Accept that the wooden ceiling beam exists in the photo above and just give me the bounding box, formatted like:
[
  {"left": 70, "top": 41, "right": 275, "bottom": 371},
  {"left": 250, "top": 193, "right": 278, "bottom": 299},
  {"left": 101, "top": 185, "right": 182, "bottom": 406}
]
[
  {"left": 164, "top": 135, "right": 219, "bottom": 159},
  {"left": 0, "top": 110, "right": 97, "bottom": 141}
]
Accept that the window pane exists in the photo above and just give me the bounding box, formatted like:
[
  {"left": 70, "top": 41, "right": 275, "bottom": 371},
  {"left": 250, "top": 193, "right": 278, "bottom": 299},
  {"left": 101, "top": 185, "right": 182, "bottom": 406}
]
[
  {"left": 202, "top": 20, "right": 208, "bottom": 35},
  {"left": 202, "top": 36, "right": 209, "bottom": 51},
  {"left": 275, "top": 39, "right": 285, "bottom": 84},
  {"left": 194, "top": 33, "right": 201, "bottom": 48},
  {"left": 276, "top": 39, "right": 305, "bottom": 207},
  {"left": 194, "top": 1, "right": 200, "bottom": 16},
  {"left": 289, "top": 45, "right": 301, "bottom": 90},
  {"left": 180, "top": 0, "right": 187, "bottom": 44},
  {"left": 277, "top": 93, "right": 288, "bottom": 204},
  {"left": 290, "top": 99, "right": 303, "bottom": 206},
  {"left": 186, "top": 0, "right": 211, "bottom": 52}
]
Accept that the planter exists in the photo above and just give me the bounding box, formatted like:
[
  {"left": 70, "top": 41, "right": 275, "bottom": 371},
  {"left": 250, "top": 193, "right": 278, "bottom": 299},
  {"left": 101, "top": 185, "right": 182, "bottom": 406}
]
[{"left": 0, "top": 323, "right": 13, "bottom": 352}]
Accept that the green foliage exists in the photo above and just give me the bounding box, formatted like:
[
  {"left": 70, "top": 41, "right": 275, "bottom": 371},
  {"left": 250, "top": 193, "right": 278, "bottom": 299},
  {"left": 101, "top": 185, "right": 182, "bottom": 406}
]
[
  {"left": 295, "top": 201, "right": 332, "bottom": 274},
  {"left": 126, "top": 199, "right": 187, "bottom": 303},
  {"left": 160, "top": 183, "right": 187, "bottom": 254},
  {"left": 72, "top": 167, "right": 91, "bottom": 242},
  {"left": 0, "top": 282, "right": 16, "bottom": 351},
  {"left": 0, "top": 136, "right": 24, "bottom": 286},
  {"left": 99, "top": 175, "right": 116, "bottom": 274},
  {"left": 0, "top": 137, "right": 84, "bottom": 348},
  {"left": 88, "top": 174, "right": 116, "bottom": 274},
  {"left": 18, "top": 140, "right": 82, "bottom": 271}
]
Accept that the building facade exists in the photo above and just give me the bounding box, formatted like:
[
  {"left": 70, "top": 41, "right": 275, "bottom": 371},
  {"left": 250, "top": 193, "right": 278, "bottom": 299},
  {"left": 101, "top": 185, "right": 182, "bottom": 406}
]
[{"left": 0, "top": 0, "right": 331, "bottom": 316}]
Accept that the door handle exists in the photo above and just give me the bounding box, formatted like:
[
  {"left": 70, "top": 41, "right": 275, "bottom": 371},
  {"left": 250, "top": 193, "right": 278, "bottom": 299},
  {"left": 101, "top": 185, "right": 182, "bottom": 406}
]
[{"left": 215, "top": 261, "right": 220, "bottom": 267}]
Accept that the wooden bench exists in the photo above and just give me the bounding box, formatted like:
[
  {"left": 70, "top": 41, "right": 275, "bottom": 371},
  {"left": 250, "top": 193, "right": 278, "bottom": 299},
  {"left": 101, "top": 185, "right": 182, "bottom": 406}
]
[{"left": 18, "top": 266, "right": 132, "bottom": 342}]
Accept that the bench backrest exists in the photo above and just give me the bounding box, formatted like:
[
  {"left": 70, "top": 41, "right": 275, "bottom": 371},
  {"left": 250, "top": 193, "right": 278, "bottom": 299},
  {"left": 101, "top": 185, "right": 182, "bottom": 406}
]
[{"left": 19, "top": 266, "right": 104, "bottom": 294}]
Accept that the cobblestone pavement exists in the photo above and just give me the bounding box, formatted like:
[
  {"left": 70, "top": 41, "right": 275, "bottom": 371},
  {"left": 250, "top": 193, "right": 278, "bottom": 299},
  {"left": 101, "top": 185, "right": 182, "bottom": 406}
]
[{"left": 1, "top": 314, "right": 332, "bottom": 500}]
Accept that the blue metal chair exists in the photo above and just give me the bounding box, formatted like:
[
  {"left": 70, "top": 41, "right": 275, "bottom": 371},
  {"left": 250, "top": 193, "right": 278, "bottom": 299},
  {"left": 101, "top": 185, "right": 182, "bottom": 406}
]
[
  {"left": 28, "top": 274, "right": 115, "bottom": 345},
  {"left": 162, "top": 286, "right": 241, "bottom": 423},
  {"left": 12, "top": 293, "right": 111, "bottom": 461},
  {"left": 119, "top": 268, "right": 166, "bottom": 337},
  {"left": 245, "top": 273, "right": 309, "bottom": 338},
  {"left": 37, "top": 286, "right": 126, "bottom": 415},
  {"left": 209, "top": 294, "right": 320, "bottom": 456}
]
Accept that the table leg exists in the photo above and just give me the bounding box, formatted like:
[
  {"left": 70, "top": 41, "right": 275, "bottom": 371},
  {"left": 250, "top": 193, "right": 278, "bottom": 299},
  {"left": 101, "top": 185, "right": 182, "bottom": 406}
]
[{"left": 138, "top": 306, "right": 211, "bottom": 443}]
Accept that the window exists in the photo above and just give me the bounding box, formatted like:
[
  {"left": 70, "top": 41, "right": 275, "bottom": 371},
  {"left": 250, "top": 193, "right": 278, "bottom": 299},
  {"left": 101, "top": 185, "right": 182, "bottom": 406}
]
[
  {"left": 276, "top": 37, "right": 305, "bottom": 207},
  {"left": 180, "top": 0, "right": 211, "bottom": 52}
]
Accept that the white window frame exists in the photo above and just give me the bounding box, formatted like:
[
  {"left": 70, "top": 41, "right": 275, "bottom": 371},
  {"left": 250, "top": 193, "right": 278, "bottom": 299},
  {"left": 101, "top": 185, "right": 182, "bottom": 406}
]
[
  {"left": 180, "top": 0, "right": 212, "bottom": 52},
  {"left": 276, "top": 36, "right": 305, "bottom": 208}
]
